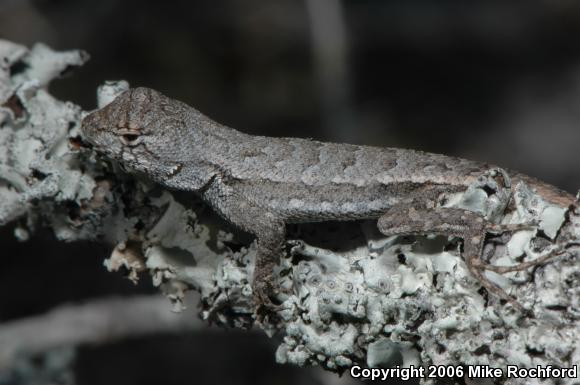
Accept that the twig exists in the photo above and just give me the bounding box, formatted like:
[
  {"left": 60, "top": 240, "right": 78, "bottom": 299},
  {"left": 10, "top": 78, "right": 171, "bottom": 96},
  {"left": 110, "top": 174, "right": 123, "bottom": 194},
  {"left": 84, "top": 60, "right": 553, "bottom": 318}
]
[{"left": 0, "top": 295, "right": 202, "bottom": 370}]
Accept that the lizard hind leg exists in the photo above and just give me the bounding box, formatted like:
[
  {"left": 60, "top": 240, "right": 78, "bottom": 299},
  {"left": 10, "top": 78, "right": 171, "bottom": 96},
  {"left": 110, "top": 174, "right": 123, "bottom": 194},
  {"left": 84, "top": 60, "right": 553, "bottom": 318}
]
[{"left": 377, "top": 204, "right": 525, "bottom": 311}]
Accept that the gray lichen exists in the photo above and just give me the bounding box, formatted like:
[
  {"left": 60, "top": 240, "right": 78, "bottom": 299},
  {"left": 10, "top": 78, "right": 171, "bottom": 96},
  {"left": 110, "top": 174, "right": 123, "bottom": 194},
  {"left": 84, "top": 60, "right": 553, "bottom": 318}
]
[{"left": 0, "top": 40, "right": 578, "bottom": 385}]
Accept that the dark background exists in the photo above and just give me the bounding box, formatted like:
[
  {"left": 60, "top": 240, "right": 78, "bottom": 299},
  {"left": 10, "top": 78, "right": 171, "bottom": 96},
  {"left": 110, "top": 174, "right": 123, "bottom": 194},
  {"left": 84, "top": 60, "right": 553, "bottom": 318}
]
[{"left": 1, "top": 1, "right": 580, "bottom": 384}]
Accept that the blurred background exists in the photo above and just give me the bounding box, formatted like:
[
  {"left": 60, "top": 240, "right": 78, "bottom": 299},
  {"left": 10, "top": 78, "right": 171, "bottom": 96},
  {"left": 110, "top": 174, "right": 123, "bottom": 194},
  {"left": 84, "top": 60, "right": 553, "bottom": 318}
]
[{"left": 1, "top": 0, "right": 580, "bottom": 384}]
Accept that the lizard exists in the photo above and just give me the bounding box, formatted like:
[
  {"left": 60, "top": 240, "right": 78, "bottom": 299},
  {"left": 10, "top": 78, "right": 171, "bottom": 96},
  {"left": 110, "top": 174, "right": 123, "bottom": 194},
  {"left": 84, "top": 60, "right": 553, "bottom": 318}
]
[{"left": 80, "top": 87, "right": 575, "bottom": 315}]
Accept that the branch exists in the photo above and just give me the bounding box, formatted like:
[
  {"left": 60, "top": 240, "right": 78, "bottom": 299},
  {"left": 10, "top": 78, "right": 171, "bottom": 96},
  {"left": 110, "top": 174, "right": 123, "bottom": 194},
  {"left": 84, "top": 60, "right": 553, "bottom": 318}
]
[
  {"left": 0, "top": 40, "right": 578, "bottom": 384},
  {"left": 0, "top": 295, "right": 202, "bottom": 371}
]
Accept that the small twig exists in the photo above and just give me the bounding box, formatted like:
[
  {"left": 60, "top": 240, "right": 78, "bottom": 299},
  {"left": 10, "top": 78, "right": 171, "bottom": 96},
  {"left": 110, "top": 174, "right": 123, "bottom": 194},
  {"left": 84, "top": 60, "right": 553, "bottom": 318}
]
[{"left": 0, "top": 295, "right": 202, "bottom": 370}]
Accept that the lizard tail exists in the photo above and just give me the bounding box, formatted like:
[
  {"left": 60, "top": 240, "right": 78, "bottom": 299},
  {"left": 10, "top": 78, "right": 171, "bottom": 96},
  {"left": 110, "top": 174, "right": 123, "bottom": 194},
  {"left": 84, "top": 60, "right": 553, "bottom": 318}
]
[{"left": 510, "top": 171, "right": 575, "bottom": 207}]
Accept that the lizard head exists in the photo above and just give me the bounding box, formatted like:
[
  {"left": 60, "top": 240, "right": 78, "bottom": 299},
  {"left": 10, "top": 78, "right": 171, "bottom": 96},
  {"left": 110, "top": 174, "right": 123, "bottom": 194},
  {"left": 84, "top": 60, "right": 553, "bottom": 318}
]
[{"left": 81, "top": 87, "right": 189, "bottom": 182}]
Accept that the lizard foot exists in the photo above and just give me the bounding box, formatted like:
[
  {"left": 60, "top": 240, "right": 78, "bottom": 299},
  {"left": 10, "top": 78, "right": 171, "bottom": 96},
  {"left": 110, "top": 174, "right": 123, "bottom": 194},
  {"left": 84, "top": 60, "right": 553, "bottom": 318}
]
[
  {"left": 252, "top": 280, "right": 284, "bottom": 322},
  {"left": 472, "top": 244, "right": 566, "bottom": 275},
  {"left": 467, "top": 223, "right": 567, "bottom": 313},
  {"left": 468, "top": 257, "right": 527, "bottom": 313}
]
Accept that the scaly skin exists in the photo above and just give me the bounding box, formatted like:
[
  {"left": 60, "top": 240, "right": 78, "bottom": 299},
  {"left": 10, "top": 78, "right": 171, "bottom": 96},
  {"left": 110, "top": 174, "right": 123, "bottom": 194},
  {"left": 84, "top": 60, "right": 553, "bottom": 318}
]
[{"left": 81, "top": 87, "right": 574, "bottom": 316}]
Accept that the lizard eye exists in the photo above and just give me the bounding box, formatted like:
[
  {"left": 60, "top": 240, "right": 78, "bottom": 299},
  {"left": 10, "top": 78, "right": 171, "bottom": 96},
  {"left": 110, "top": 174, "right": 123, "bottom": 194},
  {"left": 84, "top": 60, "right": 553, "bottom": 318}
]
[{"left": 120, "top": 133, "right": 142, "bottom": 146}]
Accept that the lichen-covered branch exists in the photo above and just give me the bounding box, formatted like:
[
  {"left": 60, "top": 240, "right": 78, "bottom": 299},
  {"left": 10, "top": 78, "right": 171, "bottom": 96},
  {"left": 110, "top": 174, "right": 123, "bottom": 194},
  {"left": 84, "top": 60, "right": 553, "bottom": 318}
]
[{"left": 0, "top": 40, "right": 578, "bottom": 385}]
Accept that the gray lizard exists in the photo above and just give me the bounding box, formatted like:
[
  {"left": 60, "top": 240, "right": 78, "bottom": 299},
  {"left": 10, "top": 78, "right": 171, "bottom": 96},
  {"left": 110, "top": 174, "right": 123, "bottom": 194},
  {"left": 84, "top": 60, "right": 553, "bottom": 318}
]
[{"left": 81, "top": 87, "right": 574, "bottom": 314}]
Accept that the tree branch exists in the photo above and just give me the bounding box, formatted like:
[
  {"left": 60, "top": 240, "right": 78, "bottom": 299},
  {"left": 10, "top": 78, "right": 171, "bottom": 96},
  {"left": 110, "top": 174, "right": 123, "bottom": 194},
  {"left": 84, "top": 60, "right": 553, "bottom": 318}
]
[
  {"left": 0, "top": 295, "right": 202, "bottom": 371},
  {"left": 0, "top": 39, "right": 578, "bottom": 384}
]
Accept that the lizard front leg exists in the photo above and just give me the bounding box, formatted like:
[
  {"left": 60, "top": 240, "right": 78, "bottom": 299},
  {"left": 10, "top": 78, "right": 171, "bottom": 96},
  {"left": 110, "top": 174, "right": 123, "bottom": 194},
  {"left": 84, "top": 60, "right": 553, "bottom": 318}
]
[
  {"left": 377, "top": 204, "right": 529, "bottom": 310},
  {"left": 202, "top": 180, "right": 285, "bottom": 315}
]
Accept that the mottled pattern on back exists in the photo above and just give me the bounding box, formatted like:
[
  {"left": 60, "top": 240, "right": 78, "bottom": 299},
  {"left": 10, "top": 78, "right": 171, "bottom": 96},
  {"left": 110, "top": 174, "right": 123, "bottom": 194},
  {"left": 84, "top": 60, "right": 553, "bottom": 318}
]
[
  {"left": 81, "top": 87, "right": 575, "bottom": 314},
  {"left": 206, "top": 133, "right": 485, "bottom": 187}
]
